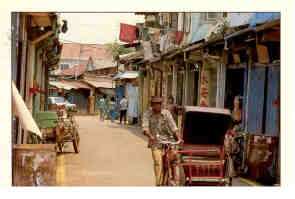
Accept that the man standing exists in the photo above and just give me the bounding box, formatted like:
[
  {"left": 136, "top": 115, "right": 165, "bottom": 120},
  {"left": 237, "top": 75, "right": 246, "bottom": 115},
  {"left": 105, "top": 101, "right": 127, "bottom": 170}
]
[
  {"left": 142, "top": 97, "right": 182, "bottom": 186},
  {"left": 119, "top": 96, "right": 128, "bottom": 125}
]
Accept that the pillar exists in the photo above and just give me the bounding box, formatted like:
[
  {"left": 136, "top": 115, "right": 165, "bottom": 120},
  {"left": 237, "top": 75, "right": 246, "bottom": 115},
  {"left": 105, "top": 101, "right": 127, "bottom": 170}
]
[{"left": 89, "top": 88, "right": 95, "bottom": 114}]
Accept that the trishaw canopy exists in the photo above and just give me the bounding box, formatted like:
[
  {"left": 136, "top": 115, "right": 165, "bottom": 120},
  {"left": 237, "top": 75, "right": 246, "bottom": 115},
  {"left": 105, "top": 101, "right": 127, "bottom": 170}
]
[{"left": 182, "top": 106, "right": 232, "bottom": 146}]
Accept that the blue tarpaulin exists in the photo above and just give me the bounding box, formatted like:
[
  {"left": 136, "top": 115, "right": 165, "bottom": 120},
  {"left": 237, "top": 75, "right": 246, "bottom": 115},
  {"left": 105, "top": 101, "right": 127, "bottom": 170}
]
[
  {"left": 249, "top": 13, "right": 280, "bottom": 27},
  {"left": 115, "top": 86, "right": 124, "bottom": 109}
]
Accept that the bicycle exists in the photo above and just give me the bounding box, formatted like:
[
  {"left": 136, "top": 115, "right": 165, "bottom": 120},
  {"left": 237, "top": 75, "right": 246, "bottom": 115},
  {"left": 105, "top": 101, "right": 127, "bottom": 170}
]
[{"left": 154, "top": 134, "right": 181, "bottom": 186}]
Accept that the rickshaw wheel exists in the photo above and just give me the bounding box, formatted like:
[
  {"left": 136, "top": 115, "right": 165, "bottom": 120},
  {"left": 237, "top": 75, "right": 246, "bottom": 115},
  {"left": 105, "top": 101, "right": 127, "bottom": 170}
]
[
  {"left": 228, "top": 177, "right": 233, "bottom": 186},
  {"left": 73, "top": 128, "right": 80, "bottom": 153}
]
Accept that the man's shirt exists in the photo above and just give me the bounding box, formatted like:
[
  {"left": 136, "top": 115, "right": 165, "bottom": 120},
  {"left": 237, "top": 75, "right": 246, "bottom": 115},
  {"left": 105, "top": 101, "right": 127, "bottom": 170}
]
[{"left": 142, "top": 108, "right": 178, "bottom": 148}]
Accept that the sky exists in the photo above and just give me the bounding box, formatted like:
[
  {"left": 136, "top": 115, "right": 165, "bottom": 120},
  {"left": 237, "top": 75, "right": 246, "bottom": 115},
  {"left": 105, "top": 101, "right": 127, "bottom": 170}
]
[{"left": 59, "top": 13, "right": 144, "bottom": 44}]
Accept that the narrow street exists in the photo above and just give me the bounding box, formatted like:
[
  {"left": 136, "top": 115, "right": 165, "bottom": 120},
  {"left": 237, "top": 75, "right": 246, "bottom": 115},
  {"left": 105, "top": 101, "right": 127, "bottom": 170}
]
[
  {"left": 56, "top": 116, "right": 250, "bottom": 186},
  {"left": 57, "top": 116, "right": 154, "bottom": 186}
]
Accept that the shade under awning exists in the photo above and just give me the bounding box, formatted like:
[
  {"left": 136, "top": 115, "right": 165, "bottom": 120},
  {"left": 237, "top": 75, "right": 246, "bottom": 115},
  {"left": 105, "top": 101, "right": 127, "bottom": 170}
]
[
  {"left": 49, "top": 81, "right": 77, "bottom": 90},
  {"left": 112, "top": 71, "right": 139, "bottom": 80},
  {"left": 12, "top": 82, "right": 42, "bottom": 137}
]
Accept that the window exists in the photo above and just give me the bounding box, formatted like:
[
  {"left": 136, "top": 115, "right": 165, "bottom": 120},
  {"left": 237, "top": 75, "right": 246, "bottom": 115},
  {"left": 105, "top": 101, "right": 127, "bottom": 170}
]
[{"left": 60, "top": 64, "right": 69, "bottom": 70}]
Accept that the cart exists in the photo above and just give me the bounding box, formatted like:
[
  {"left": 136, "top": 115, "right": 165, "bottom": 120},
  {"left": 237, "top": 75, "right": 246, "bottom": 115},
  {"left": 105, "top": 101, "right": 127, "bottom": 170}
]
[
  {"left": 35, "top": 106, "right": 80, "bottom": 153},
  {"left": 177, "top": 106, "right": 232, "bottom": 186}
]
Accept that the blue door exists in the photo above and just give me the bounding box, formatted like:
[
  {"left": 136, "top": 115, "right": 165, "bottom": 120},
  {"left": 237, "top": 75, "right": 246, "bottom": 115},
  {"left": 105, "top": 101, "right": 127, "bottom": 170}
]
[
  {"left": 265, "top": 67, "right": 280, "bottom": 136},
  {"left": 247, "top": 67, "right": 266, "bottom": 133}
]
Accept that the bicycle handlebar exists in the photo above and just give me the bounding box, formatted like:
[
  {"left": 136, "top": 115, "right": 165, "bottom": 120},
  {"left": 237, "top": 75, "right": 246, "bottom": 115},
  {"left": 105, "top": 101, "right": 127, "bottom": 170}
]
[{"left": 155, "top": 140, "right": 181, "bottom": 145}]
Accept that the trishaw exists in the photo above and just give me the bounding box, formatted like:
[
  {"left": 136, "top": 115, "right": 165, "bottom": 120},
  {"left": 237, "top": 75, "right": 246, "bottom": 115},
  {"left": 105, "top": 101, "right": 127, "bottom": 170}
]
[
  {"left": 35, "top": 105, "right": 80, "bottom": 153},
  {"left": 176, "top": 106, "right": 232, "bottom": 186}
]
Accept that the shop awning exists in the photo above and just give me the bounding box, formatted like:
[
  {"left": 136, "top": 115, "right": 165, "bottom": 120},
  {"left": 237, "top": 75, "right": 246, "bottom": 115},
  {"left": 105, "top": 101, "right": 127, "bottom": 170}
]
[
  {"left": 112, "top": 71, "right": 139, "bottom": 80},
  {"left": 49, "top": 81, "right": 77, "bottom": 90},
  {"left": 12, "top": 82, "right": 42, "bottom": 137},
  {"left": 60, "top": 80, "right": 91, "bottom": 89},
  {"left": 83, "top": 79, "right": 115, "bottom": 89}
]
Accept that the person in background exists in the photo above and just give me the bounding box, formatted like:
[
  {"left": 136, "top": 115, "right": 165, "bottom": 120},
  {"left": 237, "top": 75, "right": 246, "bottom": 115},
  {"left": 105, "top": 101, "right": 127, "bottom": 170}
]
[
  {"left": 109, "top": 97, "right": 116, "bottom": 123},
  {"left": 98, "top": 95, "right": 107, "bottom": 121},
  {"left": 119, "top": 96, "right": 128, "bottom": 125},
  {"left": 232, "top": 95, "right": 242, "bottom": 131}
]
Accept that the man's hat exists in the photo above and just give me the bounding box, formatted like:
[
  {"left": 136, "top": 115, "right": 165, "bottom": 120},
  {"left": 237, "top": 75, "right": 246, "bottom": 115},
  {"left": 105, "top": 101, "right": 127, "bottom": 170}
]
[{"left": 151, "top": 96, "right": 162, "bottom": 103}]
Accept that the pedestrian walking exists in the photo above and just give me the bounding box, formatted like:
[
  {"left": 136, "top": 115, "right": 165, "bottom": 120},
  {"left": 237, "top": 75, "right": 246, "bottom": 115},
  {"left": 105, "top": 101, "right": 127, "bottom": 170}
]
[
  {"left": 142, "top": 96, "right": 183, "bottom": 186},
  {"left": 98, "top": 95, "right": 107, "bottom": 121},
  {"left": 119, "top": 96, "right": 128, "bottom": 124},
  {"left": 109, "top": 97, "right": 116, "bottom": 123}
]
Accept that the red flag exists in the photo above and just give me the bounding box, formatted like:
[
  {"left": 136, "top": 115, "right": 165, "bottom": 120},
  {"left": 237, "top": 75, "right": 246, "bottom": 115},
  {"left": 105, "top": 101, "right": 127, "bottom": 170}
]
[{"left": 119, "top": 23, "right": 137, "bottom": 44}]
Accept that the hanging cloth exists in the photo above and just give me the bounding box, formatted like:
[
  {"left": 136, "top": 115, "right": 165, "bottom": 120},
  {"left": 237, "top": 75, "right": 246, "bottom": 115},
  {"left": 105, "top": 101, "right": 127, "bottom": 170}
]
[
  {"left": 142, "top": 41, "right": 154, "bottom": 60},
  {"left": 174, "top": 31, "right": 184, "bottom": 44},
  {"left": 184, "top": 13, "right": 191, "bottom": 33},
  {"left": 178, "top": 13, "right": 184, "bottom": 31},
  {"left": 119, "top": 23, "right": 137, "bottom": 44}
]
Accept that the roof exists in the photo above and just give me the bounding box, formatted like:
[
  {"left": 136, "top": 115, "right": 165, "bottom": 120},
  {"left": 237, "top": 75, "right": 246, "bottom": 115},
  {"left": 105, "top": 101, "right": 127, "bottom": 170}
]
[
  {"left": 82, "top": 75, "right": 115, "bottom": 88},
  {"left": 119, "top": 51, "right": 144, "bottom": 63},
  {"left": 92, "top": 59, "right": 116, "bottom": 70},
  {"left": 60, "top": 79, "right": 91, "bottom": 89},
  {"left": 61, "top": 43, "right": 114, "bottom": 61},
  {"left": 249, "top": 13, "right": 280, "bottom": 27},
  {"left": 112, "top": 71, "right": 139, "bottom": 80},
  {"left": 56, "top": 61, "right": 88, "bottom": 76},
  {"left": 83, "top": 80, "right": 114, "bottom": 89},
  {"left": 49, "top": 81, "right": 77, "bottom": 90}
]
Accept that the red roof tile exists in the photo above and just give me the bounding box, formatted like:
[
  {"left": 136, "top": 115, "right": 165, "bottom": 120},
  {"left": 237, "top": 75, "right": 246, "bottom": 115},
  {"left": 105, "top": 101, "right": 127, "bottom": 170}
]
[{"left": 61, "top": 43, "right": 114, "bottom": 61}]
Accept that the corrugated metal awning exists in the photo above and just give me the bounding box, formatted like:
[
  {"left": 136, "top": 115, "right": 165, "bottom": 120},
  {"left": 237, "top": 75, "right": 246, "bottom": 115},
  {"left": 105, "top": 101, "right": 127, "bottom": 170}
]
[
  {"left": 83, "top": 80, "right": 115, "bottom": 89},
  {"left": 49, "top": 81, "right": 77, "bottom": 90},
  {"left": 112, "top": 71, "right": 139, "bottom": 80},
  {"left": 60, "top": 80, "right": 91, "bottom": 89}
]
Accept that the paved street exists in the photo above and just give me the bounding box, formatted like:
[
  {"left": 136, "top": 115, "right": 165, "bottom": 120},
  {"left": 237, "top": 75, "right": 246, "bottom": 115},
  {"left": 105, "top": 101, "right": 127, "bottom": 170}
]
[
  {"left": 57, "top": 116, "right": 154, "bottom": 186},
  {"left": 57, "top": 116, "right": 249, "bottom": 186}
]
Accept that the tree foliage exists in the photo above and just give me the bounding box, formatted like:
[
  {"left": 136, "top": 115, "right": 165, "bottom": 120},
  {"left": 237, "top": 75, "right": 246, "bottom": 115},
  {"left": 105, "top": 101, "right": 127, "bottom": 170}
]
[{"left": 104, "top": 41, "right": 135, "bottom": 60}]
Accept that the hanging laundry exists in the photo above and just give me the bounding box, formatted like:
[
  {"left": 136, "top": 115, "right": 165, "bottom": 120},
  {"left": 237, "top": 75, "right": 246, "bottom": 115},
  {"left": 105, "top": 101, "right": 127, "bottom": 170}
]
[
  {"left": 178, "top": 13, "right": 184, "bottom": 31},
  {"left": 159, "top": 34, "right": 166, "bottom": 52},
  {"left": 160, "top": 34, "right": 170, "bottom": 53},
  {"left": 184, "top": 13, "right": 191, "bottom": 33},
  {"left": 159, "top": 13, "right": 164, "bottom": 26},
  {"left": 174, "top": 31, "right": 184, "bottom": 44},
  {"left": 149, "top": 28, "right": 161, "bottom": 41},
  {"left": 141, "top": 27, "right": 152, "bottom": 41},
  {"left": 142, "top": 41, "right": 154, "bottom": 60},
  {"left": 119, "top": 23, "right": 137, "bottom": 44},
  {"left": 126, "top": 83, "right": 139, "bottom": 118},
  {"left": 150, "top": 40, "right": 161, "bottom": 57}
]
